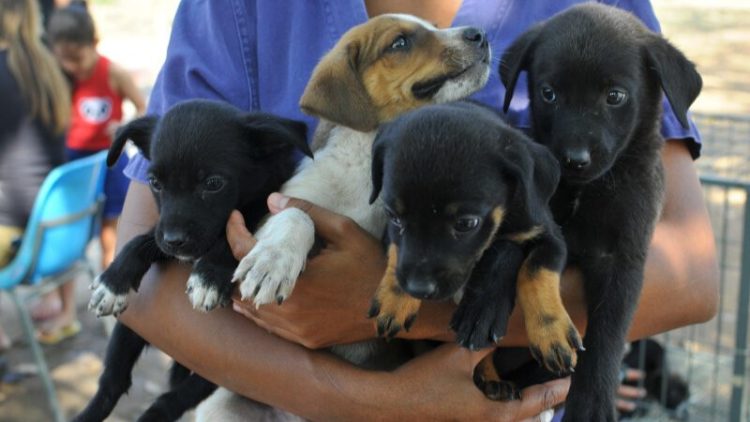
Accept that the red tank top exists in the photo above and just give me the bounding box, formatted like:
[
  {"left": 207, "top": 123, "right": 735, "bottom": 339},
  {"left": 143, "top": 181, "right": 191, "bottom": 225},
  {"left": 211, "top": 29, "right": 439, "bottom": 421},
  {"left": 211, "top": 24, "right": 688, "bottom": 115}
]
[{"left": 67, "top": 55, "right": 123, "bottom": 150}]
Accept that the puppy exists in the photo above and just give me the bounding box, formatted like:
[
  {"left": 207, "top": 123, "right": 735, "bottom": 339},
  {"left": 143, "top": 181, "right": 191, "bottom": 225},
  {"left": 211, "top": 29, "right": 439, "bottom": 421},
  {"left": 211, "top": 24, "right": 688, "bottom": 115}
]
[
  {"left": 75, "top": 99, "right": 310, "bottom": 422},
  {"left": 500, "top": 4, "right": 702, "bottom": 420},
  {"left": 232, "top": 13, "right": 491, "bottom": 366},
  {"left": 368, "top": 101, "right": 580, "bottom": 400},
  {"left": 621, "top": 339, "right": 690, "bottom": 419}
]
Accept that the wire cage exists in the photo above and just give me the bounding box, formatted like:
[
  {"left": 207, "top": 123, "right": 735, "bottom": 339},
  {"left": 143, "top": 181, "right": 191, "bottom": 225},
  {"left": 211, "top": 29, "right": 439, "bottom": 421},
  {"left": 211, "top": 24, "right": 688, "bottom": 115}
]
[{"left": 628, "top": 112, "right": 750, "bottom": 421}]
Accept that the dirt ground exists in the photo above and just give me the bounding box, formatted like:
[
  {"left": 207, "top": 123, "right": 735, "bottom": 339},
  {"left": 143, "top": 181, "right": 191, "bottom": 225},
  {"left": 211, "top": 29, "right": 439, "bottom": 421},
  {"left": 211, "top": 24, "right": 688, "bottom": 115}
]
[{"left": 0, "top": 1, "right": 748, "bottom": 421}]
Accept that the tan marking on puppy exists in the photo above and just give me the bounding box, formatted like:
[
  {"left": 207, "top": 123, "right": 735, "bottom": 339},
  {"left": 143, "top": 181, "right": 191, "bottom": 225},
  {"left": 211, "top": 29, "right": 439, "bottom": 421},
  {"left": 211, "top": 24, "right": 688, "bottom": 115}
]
[
  {"left": 476, "top": 354, "right": 501, "bottom": 383},
  {"left": 517, "top": 262, "right": 582, "bottom": 373},
  {"left": 371, "top": 244, "right": 422, "bottom": 337},
  {"left": 300, "top": 14, "right": 489, "bottom": 131},
  {"left": 472, "top": 207, "right": 505, "bottom": 262},
  {"left": 505, "top": 225, "right": 544, "bottom": 243}
]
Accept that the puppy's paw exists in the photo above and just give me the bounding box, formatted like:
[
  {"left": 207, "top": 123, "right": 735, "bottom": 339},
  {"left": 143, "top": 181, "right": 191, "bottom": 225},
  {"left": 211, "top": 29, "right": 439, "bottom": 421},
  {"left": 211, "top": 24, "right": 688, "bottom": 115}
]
[
  {"left": 88, "top": 274, "right": 130, "bottom": 317},
  {"left": 527, "top": 315, "right": 583, "bottom": 374},
  {"left": 473, "top": 355, "right": 520, "bottom": 401},
  {"left": 234, "top": 240, "right": 305, "bottom": 306},
  {"left": 450, "top": 293, "right": 513, "bottom": 351},
  {"left": 187, "top": 261, "right": 233, "bottom": 312},
  {"left": 367, "top": 285, "right": 421, "bottom": 339}
]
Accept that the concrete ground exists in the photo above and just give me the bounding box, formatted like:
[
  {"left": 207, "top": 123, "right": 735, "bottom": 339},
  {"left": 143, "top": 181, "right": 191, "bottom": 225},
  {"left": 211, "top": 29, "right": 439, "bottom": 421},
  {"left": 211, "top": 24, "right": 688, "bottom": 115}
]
[{"left": 0, "top": 1, "right": 748, "bottom": 421}]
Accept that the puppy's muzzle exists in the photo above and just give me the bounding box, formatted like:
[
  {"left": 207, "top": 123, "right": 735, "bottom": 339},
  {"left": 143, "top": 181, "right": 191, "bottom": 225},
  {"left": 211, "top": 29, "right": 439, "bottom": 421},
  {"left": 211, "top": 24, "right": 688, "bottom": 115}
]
[
  {"left": 562, "top": 148, "right": 591, "bottom": 171},
  {"left": 462, "top": 27, "right": 488, "bottom": 49},
  {"left": 403, "top": 277, "right": 439, "bottom": 300}
]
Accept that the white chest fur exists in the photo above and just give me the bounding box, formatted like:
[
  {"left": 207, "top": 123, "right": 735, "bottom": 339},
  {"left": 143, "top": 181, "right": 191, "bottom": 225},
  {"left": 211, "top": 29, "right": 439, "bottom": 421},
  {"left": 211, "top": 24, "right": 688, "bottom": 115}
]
[
  {"left": 281, "top": 125, "right": 388, "bottom": 236},
  {"left": 234, "top": 123, "right": 387, "bottom": 306}
]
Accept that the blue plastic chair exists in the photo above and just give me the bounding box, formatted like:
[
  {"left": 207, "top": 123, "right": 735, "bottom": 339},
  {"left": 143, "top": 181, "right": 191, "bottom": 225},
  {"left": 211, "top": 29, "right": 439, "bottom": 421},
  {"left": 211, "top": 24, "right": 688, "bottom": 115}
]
[{"left": 0, "top": 150, "right": 108, "bottom": 422}]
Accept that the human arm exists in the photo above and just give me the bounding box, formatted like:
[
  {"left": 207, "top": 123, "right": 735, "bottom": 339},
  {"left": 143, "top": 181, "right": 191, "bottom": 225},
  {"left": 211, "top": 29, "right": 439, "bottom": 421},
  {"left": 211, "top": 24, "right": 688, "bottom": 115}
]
[
  {"left": 230, "top": 139, "right": 719, "bottom": 348},
  {"left": 109, "top": 61, "right": 146, "bottom": 116},
  {"left": 115, "top": 181, "right": 570, "bottom": 421}
]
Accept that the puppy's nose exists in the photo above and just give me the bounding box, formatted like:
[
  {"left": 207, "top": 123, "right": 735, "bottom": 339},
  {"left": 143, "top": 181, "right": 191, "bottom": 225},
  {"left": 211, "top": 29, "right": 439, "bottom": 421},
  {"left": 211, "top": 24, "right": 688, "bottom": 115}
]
[
  {"left": 563, "top": 149, "right": 591, "bottom": 171},
  {"left": 163, "top": 230, "right": 187, "bottom": 248},
  {"left": 403, "top": 278, "right": 438, "bottom": 299},
  {"left": 462, "top": 27, "right": 486, "bottom": 46}
]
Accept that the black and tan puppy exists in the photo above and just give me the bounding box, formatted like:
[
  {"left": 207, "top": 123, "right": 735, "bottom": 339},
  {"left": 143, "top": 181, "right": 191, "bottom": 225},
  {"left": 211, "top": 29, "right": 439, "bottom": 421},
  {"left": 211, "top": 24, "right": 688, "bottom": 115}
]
[
  {"left": 500, "top": 4, "right": 702, "bottom": 420},
  {"left": 368, "top": 101, "right": 582, "bottom": 399},
  {"left": 76, "top": 99, "right": 310, "bottom": 422}
]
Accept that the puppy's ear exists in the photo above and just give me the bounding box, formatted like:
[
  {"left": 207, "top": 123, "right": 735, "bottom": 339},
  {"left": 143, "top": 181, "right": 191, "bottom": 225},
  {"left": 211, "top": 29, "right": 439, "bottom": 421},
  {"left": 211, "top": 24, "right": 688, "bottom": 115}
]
[
  {"left": 300, "top": 42, "right": 379, "bottom": 132},
  {"left": 243, "top": 114, "right": 312, "bottom": 159},
  {"left": 369, "top": 129, "right": 388, "bottom": 205},
  {"left": 110, "top": 116, "right": 158, "bottom": 166},
  {"left": 643, "top": 36, "right": 702, "bottom": 129},
  {"left": 499, "top": 25, "right": 542, "bottom": 113},
  {"left": 498, "top": 137, "right": 560, "bottom": 221}
]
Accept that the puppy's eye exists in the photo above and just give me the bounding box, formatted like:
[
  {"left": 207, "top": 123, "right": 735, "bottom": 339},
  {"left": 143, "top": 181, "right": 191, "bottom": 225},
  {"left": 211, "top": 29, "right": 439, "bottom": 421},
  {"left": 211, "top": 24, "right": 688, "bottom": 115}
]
[
  {"left": 454, "top": 216, "right": 481, "bottom": 233},
  {"left": 540, "top": 85, "right": 557, "bottom": 104},
  {"left": 148, "top": 176, "right": 162, "bottom": 192},
  {"left": 389, "top": 35, "right": 409, "bottom": 51},
  {"left": 385, "top": 208, "right": 403, "bottom": 229},
  {"left": 606, "top": 89, "right": 627, "bottom": 106},
  {"left": 203, "top": 176, "right": 225, "bottom": 192}
]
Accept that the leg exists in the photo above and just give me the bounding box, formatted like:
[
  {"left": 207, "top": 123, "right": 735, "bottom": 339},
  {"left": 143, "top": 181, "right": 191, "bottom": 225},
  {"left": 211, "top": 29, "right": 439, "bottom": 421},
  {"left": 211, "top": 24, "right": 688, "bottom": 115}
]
[
  {"left": 138, "top": 365, "right": 217, "bottom": 422},
  {"left": 233, "top": 207, "right": 315, "bottom": 305},
  {"left": 73, "top": 322, "right": 148, "bottom": 422},
  {"left": 89, "top": 229, "right": 169, "bottom": 316},
  {"left": 187, "top": 236, "right": 237, "bottom": 311},
  {"left": 517, "top": 234, "right": 582, "bottom": 373},
  {"left": 450, "top": 239, "right": 523, "bottom": 350},
  {"left": 562, "top": 262, "right": 644, "bottom": 422},
  {"left": 368, "top": 244, "right": 422, "bottom": 338}
]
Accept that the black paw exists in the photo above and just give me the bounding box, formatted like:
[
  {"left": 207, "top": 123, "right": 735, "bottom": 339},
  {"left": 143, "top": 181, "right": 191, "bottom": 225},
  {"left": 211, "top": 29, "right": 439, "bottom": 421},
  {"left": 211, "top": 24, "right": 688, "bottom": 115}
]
[
  {"left": 451, "top": 292, "right": 514, "bottom": 350},
  {"left": 473, "top": 370, "right": 520, "bottom": 402}
]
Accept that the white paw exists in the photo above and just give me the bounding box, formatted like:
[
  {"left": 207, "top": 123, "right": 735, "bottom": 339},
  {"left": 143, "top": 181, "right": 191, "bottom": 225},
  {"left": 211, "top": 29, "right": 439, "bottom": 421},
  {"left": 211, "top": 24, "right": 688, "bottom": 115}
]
[
  {"left": 88, "top": 275, "right": 129, "bottom": 317},
  {"left": 234, "top": 240, "right": 305, "bottom": 306},
  {"left": 232, "top": 208, "right": 315, "bottom": 307},
  {"left": 186, "top": 272, "right": 222, "bottom": 312}
]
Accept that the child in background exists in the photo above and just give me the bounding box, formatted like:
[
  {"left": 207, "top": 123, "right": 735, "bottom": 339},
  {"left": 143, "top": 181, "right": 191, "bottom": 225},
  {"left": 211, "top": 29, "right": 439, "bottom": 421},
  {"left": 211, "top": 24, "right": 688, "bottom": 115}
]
[{"left": 32, "top": 1, "right": 146, "bottom": 343}]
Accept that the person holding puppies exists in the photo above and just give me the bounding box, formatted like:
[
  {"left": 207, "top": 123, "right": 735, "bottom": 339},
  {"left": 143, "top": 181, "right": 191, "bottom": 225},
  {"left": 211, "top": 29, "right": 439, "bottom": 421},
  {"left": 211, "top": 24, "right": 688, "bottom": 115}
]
[{"left": 113, "top": 0, "right": 718, "bottom": 420}]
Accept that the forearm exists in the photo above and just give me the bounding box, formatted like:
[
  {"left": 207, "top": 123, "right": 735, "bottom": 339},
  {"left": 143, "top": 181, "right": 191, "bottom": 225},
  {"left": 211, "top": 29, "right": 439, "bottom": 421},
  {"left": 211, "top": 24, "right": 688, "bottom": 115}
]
[{"left": 115, "top": 183, "right": 384, "bottom": 420}]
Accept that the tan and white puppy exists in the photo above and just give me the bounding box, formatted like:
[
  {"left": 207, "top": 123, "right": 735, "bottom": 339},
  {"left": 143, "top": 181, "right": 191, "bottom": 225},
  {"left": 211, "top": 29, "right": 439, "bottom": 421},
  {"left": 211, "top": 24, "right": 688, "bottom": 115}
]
[
  {"left": 233, "top": 14, "right": 491, "bottom": 338},
  {"left": 198, "top": 15, "right": 491, "bottom": 422}
]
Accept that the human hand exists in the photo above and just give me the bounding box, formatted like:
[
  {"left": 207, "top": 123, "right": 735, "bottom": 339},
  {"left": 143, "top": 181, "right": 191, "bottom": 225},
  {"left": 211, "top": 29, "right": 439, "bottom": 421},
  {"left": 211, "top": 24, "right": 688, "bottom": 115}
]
[
  {"left": 227, "top": 193, "right": 387, "bottom": 348},
  {"left": 616, "top": 368, "right": 647, "bottom": 414},
  {"left": 372, "top": 343, "right": 569, "bottom": 421}
]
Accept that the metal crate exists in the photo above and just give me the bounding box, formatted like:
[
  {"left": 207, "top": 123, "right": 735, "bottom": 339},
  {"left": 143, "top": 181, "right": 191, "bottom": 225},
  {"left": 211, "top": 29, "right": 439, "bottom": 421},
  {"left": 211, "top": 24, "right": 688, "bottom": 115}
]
[{"left": 630, "top": 113, "right": 750, "bottom": 421}]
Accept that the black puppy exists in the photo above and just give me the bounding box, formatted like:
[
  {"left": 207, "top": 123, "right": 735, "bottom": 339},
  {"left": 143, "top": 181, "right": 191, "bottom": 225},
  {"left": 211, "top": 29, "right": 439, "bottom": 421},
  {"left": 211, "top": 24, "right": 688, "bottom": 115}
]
[
  {"left": 500, "top": 4, "right": 702, "bottom": 420},
  {"left": 75, "top": 99, "right": 310, "bottom": 422},
  {"left": 368, "top": 101, "right": 582, "bottom": 399},
  {"left": 620, "top": 339, "right": 690, "bottom": 419}
]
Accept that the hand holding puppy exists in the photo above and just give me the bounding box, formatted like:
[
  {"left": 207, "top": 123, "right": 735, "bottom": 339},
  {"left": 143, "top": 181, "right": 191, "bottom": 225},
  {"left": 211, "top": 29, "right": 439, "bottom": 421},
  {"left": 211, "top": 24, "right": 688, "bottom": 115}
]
[{"left": 228, "top": 194, "right": 386, "bottom": 349}]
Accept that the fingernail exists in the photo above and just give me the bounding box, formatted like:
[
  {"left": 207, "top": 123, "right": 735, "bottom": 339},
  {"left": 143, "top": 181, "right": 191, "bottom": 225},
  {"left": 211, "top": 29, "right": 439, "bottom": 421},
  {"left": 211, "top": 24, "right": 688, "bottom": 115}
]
[{"left": 268, "top": 193, "right": 289, "bottom": 210}]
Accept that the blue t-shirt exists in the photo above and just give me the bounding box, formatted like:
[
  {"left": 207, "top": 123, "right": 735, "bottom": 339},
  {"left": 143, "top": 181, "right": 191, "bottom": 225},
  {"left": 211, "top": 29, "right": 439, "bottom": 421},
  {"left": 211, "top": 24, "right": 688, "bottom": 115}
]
[{"left": 125, "top": 0, "right": 702, "bottom": 183}]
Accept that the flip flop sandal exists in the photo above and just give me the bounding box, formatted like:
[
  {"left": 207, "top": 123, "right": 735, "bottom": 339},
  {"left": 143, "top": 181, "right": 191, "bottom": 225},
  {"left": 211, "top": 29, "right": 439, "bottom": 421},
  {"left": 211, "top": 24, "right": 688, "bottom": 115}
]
[{"left": 36, "top": 320, "right": 82, "bottom": 345}]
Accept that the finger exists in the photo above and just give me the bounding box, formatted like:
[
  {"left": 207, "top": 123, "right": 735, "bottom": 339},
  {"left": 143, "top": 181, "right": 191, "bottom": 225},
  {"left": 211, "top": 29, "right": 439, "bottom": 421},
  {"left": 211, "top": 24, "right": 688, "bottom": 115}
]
[
  {"left": 509, "top": 377, "right": 570, "bottom": 420},
  {"left": 616, "top": 398, "right": 637, "bottom": 412},
  {"left": 226, "top": 210, "right": 256, "bottom": 258},
  {"left": 618, "top": 384, "right": 646, "bottom": 399},
  {"left": 267, "top": 193, "right": 357, "bottom": 242},
  {"left": 623, "top": 368, "right": 645, "bottom": 381}
]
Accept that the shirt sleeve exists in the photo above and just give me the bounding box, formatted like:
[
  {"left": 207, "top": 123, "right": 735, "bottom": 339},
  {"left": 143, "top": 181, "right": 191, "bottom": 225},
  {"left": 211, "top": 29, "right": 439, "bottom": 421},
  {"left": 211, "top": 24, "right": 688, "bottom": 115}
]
[
  {"left": 124, "top": 0, "right": 253, "bottom": 182},
  {"left": 601, "top": 0, "right": 702, "bottom": 158}
]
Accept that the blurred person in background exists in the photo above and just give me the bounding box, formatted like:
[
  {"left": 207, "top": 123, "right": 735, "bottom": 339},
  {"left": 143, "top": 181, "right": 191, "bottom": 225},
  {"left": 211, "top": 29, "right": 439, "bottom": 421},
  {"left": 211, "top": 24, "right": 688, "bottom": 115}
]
[
  {"left": 0, "top": 0, "right": 70, "bottom": 351},
  {"left": 29, "top": 0, "right": 145, "bottom": 344}
]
